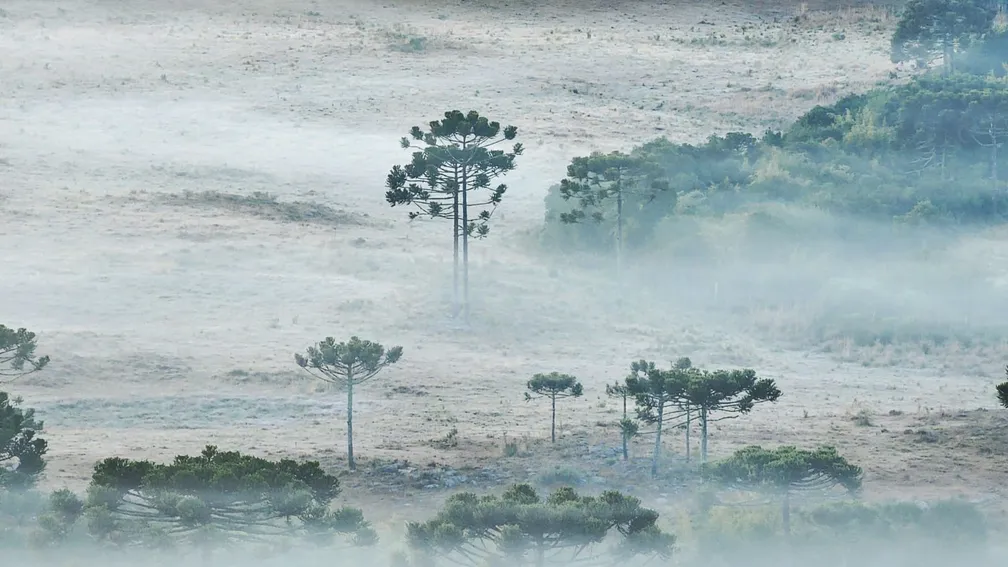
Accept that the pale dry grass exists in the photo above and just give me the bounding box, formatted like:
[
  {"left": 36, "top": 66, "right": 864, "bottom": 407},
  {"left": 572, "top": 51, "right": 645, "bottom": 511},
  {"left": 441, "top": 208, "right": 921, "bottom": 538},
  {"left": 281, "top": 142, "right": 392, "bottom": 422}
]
[{"left": 3, "top": 0, "right": 1007, "bottom": 524}]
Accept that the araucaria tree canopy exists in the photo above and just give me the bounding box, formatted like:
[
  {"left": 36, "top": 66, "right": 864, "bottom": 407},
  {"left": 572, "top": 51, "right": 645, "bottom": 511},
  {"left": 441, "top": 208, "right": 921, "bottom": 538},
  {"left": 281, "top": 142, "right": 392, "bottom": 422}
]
[
  {"left": 1, "top": 325, "right": 50, "bottom": 383},
  {"left": 295, "top": 336, "right": 403, "bottom": 471},
  {"left": 385, "top": 110, "right": 522, "bottom": 320},
  {"left": 84, "top": 445, "right": 375, "bottom": 549},
  {"left": 405, "top": 483, "right": 674, "bottom": 567},
  {"left": 0, "top": 391, "right": 47, "bottom": 490},
  {"left": 705, "top": 445, "right": 863, "bottom": 534}
]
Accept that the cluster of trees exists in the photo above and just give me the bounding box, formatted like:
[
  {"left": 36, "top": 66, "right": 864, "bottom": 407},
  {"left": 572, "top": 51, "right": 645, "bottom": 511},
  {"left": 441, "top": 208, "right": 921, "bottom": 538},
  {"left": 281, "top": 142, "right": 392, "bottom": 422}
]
[
  {"left": 1, "top": 310, "right": 999, "bottom": 563},
  {"left": 544, "top": 1, "right": 1008, "bottom": 260}
]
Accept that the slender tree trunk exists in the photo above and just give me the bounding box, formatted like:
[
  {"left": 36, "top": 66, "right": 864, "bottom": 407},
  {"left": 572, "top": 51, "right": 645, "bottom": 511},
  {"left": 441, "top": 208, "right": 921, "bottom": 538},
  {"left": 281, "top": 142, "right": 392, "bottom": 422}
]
[
  {"left": 535, "top": 537, "right": 545, "bottom": 567},
  {"left": 700, "top": 407, "right": 709, "bottom": 464},
  {"left": 621, "top": 394, "right": 628, "bottom": 461},
  {"left": 651, "top": 402, "right": 664, "bottom": 477},
  {"left": 685, "top": 404, "right": 691, "bottom": 463},
  {"left": 347, "top": 378, "right": 355, "bottom": 471},
  {"left": 461, "top": 164, "right": 470, "bottom": 323},
  {"left": 452, "top": 171, "right": 460, "bottom": 318},
  {"left": 615, "top": 187, "right": 623, "bottom": 280},
  {"left": 551, "top": 393, "right": 557, "bottom": 443}
]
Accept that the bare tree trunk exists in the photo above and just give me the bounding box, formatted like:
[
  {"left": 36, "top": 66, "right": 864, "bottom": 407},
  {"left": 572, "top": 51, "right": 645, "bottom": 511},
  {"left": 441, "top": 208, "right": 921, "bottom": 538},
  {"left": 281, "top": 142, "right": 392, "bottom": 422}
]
[
  {"left": 622, "top": 394, "right": 628, "bottom": 461},
  {"left": 347, "top": 378, "right": 355, "bottom": 471},
  {"left": 685, "top": 404, "right": 691, "bottom": 463},
  {"left": 651, "top": 403, "right": 664, "bottom": 477},
  {"left": 452, "top": 173, "right": 460, "bottom": 318},
  {"left": 461, "top": 166, "right": 470, "bottom": 324},
  {"left": 700, "top": 407, "right": 709, "bottom": 464},
  {"left": 551, "top": 393, "right": 557, "bottom": 443},
  {"left": 615, "top": 188, "right": 623, "bottom": 280}
]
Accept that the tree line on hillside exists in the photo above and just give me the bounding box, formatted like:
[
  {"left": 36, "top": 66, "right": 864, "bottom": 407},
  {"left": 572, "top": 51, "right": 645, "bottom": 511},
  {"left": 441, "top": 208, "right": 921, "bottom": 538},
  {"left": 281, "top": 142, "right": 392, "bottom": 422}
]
[
  {"left": 2, "top": 323, "right": 998, "bottom": 565},
  {"left": 544, "top": 1, "right": 1008, "bottom": 265}
]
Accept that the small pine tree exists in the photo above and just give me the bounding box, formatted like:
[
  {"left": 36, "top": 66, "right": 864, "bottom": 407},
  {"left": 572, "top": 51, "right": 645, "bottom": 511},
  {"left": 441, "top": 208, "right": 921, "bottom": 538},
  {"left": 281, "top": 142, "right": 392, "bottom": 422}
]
[
  {"left": 525, "top": 372, "right": 583, "bottom": 443},
  {"left": 1, "top": 325, "right": 50, "bottom": 384},
  {"left": 295, "top": 336, "right": 403, "bottom": 470}
]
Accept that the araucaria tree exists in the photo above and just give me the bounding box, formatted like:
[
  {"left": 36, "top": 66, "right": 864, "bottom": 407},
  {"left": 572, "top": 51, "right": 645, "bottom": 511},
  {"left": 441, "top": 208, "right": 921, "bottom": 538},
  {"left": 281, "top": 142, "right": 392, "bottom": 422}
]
[
  {"left": 295, "top": 336, "right": 403, "bottom": 471},
  {"left": 405, "top": 483, "right": 674, "bottom": 567},
  {"left": 385, "top": 110, "right": 523, "bottom": 320},
  {"left": 605, "top": 381, "right": 638, "bottom": 461},
  {"left": 1, "top": 324, "right": 50, "bottom": 383},
  {"left": 705, "top": 445, "right": 863, "bottom": 535},
  {"left": 682, "top": 368, "right": 782, "bottom": 464},
  {"left": 625, "top": 360, "right": 690, "bottom": 477},
  {"left": 525, "top": 372, "right": 583, "bottom": 443},
  {"left": 891, "top": 0, "right": 998, "bottom": 74},
  {"left": 557, "top": 151, "right": 668, "bottom": 278},
  {"left": 0, "top": 392, "right": 47, "bottom": 490},
  {"left": 85, "top": 445, "right": 375, "bottom": 550}
]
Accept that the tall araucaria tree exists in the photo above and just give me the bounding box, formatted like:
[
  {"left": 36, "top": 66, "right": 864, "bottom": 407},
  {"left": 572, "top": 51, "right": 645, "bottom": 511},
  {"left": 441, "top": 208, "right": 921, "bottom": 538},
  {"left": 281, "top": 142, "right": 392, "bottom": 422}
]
[
  {"left": 385, "top": 110, "right": 523, "bottom": 321},
  {"left": 295, "top": 336, "right": 403, "bottom": 471},
  {"left": 1, "top": 324, "right": 50, "bottom": 384},
  {"left": 682, "top": 367, "right": 782, "bottom": 464},
  {"left": 605, "top": 380, "right": 638, "bottom": 461},
  {"left": 625, "top": 360, "right": 691, "bottom": 477},
  {"left": 891, "top": 0, "right": 998, "bottom": 74},
  {"left": 557, "top": 151, "right": 669, "bottom": 278},
  {"left": 525, "top": 372, "right": 583, "bottom": 443}
]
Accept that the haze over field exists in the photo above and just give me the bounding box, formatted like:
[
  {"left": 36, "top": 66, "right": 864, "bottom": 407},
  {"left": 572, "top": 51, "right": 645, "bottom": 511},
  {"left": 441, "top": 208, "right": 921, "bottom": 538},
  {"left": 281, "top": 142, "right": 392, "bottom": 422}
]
[{"left": 3, "top": 0, "right": 1008, "bottom": 564}]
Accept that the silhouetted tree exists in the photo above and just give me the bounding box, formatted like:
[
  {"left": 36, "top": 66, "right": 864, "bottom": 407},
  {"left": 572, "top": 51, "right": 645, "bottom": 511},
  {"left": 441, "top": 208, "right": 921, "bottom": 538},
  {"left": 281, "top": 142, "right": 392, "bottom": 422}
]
[
  {"left": 557, "top": 151, "right": 668, "bottom": 278},
  {"left": 682, "top": 368, "right": 782, "bottom": 464},
  {"left": 1, "top": 325, "right": 50, "bottom": 384},
  {"left": 891, "top": 0, "right": 998, "bottom": 74},
  {"left": 295, "top": 336, "right": 403, "bottom": 470},
  {"left": 705, "top": 445, "right": 863, "bottom": 535},
  {"left": 85, "top": 445, "right": 375, "bottom": 551},
  {"left": 525, "top": 372, "right": 583, "bottom": 443},
  {"left": 405, "top": 484, "right": 674, "bottom": 567},
  {"left": 386, "top": 110, "right": 523, "bottom": 321},
  {"left": 626, "top": 360, "right": 690, "bottom": 477},
  {"left": 0, "top": 392, "right": 47, "bottom": 490}
]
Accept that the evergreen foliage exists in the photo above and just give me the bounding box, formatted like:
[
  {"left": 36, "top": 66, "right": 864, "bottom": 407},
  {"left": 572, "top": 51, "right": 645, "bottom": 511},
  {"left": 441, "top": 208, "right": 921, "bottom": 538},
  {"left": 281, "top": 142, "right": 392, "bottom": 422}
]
[
  {"left": 386, "top": 110, "right": 522, "bottom": 320},
  {"left": 405, "top": 483, "right": 674, "bottom": 567},
  {"left": 0, "top": 325, "right": 50, "bottom": 384},
  {"left": 525, "top": 372, "right": 583, "bottom": 443},
  {"left": 543, "top": 73, "right": 1008, "bottom": 253},
  {"left": 891, "top": 0, "right": 998, "bottom": 73},
  {"left": 83, "top": 445, "right": 375, "bottom": 549},
  {"left": 295, "top": 336, "right": 403, "bottom": 471},
  {"left": 0, "top": 392, "right": 47, "bottom": 490},
  {"left": 705, "top": 445, "right": 863, "bottom": 534}
]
